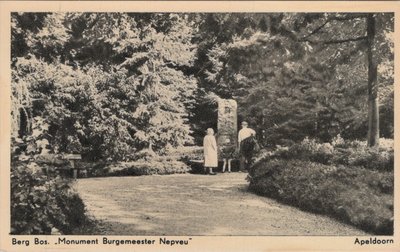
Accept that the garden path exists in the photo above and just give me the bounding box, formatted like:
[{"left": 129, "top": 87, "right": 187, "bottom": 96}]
[{"left": 74, "top": 173, "right": 368, "bottom": 235}]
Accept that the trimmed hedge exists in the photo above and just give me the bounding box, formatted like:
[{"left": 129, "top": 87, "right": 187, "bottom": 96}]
[{"left": 249, "top": 158, "right": 394, "bottom": 235}]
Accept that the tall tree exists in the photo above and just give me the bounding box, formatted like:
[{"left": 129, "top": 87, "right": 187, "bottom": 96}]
[
  {"left": 11, "top": 13, "right": 198, "bottom": 160},
  {"left": 293, "top": 13, "right": 393, "bottom": 146},
  {"left": 199, "top": 13, "right": 393, "bottom": 146},
  {"left": 366, "top": 14, "right": 379, "bottom": 146}
]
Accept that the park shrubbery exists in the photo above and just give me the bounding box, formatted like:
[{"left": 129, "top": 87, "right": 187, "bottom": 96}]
[
  {"left": 249, "top": 137, "right": 394, "bottom": 235},
  {"left": 165, "top": 146, "right": 204, "bottom": 161},
  {"left": 10, "top": 12, "right": 394, "bottom": 236},
  {"left": 260, "top": 137, "right": 394, "bottom": 171},
  {"left": 11, "top": 160, "right": 89, "bottom": 234},
  {"left": 11, "top": 123, "right": 91, "bottom": 235},
  {"left": 85, "top": 156, "right": 190, "bottom": 177},
  {"left": 109, "top": 160, "right": 189, "bottom": 176}
]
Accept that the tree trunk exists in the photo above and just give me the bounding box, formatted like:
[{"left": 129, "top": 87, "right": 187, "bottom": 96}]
[{"left": 367, "top": 14, "right": 379, "bottom": 147}]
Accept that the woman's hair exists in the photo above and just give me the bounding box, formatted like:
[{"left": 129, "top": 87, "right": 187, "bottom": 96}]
[{"left": 207, "top": 128, "right": 214, "bottom": 134}]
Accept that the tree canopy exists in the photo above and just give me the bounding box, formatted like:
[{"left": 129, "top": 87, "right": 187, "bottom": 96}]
[
  {"left": 11, "top": 12, "right": 394, "bottom": 161},
  {"left": 196, "top": 13, "right": 393, "bottom": 146}
]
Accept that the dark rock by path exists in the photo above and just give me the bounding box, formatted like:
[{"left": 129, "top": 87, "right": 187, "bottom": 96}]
[{"left": 73, "top": 173, "right": 368, "bottom": 235}]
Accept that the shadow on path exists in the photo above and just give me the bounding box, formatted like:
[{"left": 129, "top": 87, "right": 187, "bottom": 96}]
[{"left": 74, "top": 173, "right": 367, "bottom": 236}]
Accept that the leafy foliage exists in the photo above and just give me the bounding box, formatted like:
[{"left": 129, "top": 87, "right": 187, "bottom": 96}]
[
  {"left": 249, "top": 138, "right": 394, "bottom": 236},
  {"left": 195, "top": 13, "right": 394, "bottom": 145},
  {"left": 11, "top": 161, "right": 87, "bottom": 234},
  {"left": 9, "top": 12, "right": 395, "bottom": 235},
  {"left": 249, "top": 159, "right": 393, "bottom": 235},
  {"left": 250, "top": 136, "right": 393, "bottom": 234},
  {"left": 12, "top": 13, "right": 197, "bottom": 161},
  {"left": 254, "top": 136, "right": 393, "bottom": 171},
  {"left": 11, "top": 123, "right": 87, "bottom": 235},
  {"left": 87, "top": 159, "right": 190, "bottom": 177},
  {"left": 12, "top": 12, "right": 394, "bottom": 152}
]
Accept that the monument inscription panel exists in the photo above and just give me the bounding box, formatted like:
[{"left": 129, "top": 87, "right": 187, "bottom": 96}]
[{"left": 217, "top": 99, "right": 238, "bottom": 150}]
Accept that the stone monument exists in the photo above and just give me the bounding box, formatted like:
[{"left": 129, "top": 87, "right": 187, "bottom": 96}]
[{"left": 217, "top": 99, "right": 238, "bottom": 150}]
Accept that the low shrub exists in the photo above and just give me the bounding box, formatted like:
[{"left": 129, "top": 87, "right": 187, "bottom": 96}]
[
  {"left": 85, "top": 147, "right": 201, "bottom": 177},
  {"left": 331, "top": 137, "right": 393, "bottom": 171},
  {"left": 166, "top": 146, "right": 204, "bottom": 161},
  {"left": 11, "top": 161, "right": 89, "bottom": 234},
  {"left": 288, "top": 138, "right": 335, "bottom": 164},
  {"left": 54, "top": 188, "right": 87, "bottom": 234},
  {"left": 248, "top": 159, "right": 393, "bottom": 235},
  {"left": 333, "top": 146, "right": 393, "bottom": 172},
  {"left": 81, "top": 162, "right": 109, "bottom": 177},
  {"left": 256, "top": 137, "right": 394, "bottom": 171},
  {"left": 85, "top": 158, "right": 190, "bottom": 177},
  {"left": 11, "top": 130, "right": 91, "bottom": 235}
]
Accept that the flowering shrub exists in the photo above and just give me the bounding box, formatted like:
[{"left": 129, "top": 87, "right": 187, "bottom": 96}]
[
  {"left": 249, "top": 159, "right": 393, "bottom": 235},
  {"left": 331, "top": 138, "right": 393, "bottom": 171},
  {"left": 337, "top": 147, "right": 394, "bottom": 171},
  {"left": 255, "top": 137, "right": 394, "bottom": 171},
  {"left": 288, "top": 137, "right": 335, "bottom": 164}
]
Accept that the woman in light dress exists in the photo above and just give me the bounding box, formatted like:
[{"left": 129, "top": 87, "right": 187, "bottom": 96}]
[{"left": 203, "top": 128, "right": 218, "bottom": 175}]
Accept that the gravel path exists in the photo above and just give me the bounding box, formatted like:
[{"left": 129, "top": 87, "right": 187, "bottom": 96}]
[{"left": 74, "top": 173, "right": 368, "bottom": 235}]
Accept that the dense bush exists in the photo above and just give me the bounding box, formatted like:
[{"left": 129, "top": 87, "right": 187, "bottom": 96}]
[
  {"left": 287, "top": 138, "right": 335, "bottom": 165},
  {"left": 166, "top": 146, "right": 204, "bottom": 161},
  {"left": 255, "top": 137, "right": 394, "bottom": 171},
  {"left": 331, "top": 137, "right": 394, "bottom": 171},
  {"left": 249, "top": 146, "right": 394, "bottom": 235},
  {"left": 11, "top": 121, "right": 89, "bottom": 235},
  {"left": 249, "top": 137, "right": 394, "bottom": 234},
  {"left": 12, "top": 13, "right": 197, "bottom": 162},
  {"left": 85, "top": 157, "right": 190, "bottom": 177},
  {"left": 11, "top": 161, "right": 88, "bottom": 234}
]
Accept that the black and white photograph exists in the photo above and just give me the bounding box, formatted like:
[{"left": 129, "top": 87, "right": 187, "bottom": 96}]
[{"left": 1, "top": 1, "right": 398, "bottom": 251}]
